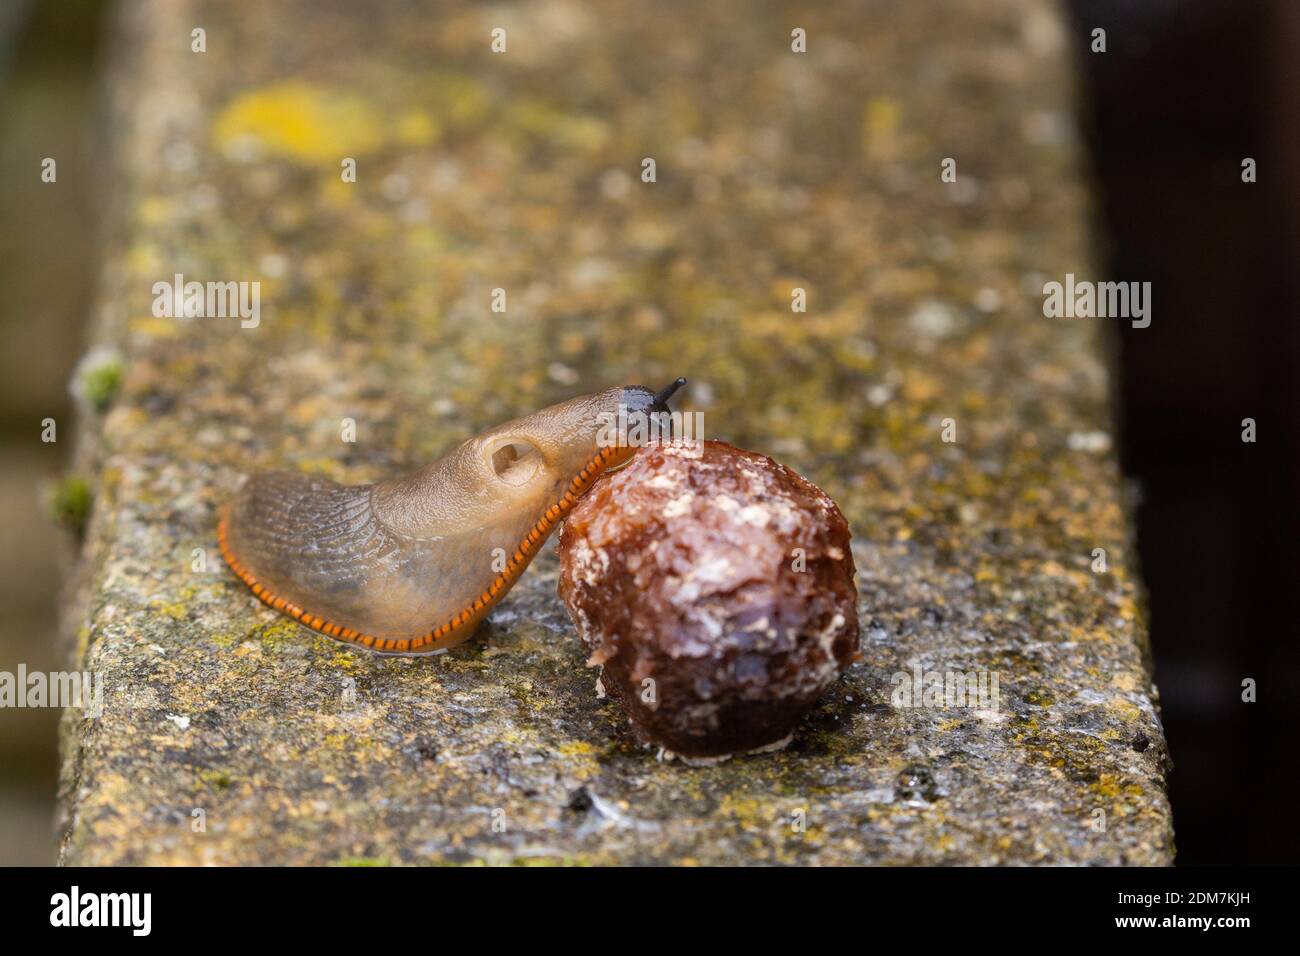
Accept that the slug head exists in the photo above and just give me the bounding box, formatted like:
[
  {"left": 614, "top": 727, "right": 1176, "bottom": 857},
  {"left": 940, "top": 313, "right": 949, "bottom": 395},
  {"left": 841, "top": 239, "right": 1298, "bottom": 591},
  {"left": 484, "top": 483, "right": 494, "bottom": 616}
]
[
  {"left": 479, "top": 378, "right": 688, "bottom": 490},
  {"left": 376, "top": 381, "right": 687, "bottom": 538}
]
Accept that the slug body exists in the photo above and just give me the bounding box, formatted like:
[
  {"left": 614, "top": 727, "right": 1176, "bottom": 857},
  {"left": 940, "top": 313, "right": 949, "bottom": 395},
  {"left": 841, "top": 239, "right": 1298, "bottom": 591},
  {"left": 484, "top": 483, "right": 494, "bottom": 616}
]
[{"left": 219, "top": 382, "right": 684, "bottom": 655}]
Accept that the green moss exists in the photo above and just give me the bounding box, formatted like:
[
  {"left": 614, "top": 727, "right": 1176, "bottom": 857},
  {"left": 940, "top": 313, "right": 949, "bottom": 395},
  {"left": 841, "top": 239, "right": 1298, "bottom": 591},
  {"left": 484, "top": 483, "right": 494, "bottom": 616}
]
[
  {"left": 79, "top": 356, "right": 123, "bottom": 412},
  {"left": 49, "top": 475, "right": 92, "bottom": 533},
  {"left": 198, "top": 769, "right": 233, "bottom": 790},
  {"left": 334, "top": 856, "right": 390, "bottom": 867}
]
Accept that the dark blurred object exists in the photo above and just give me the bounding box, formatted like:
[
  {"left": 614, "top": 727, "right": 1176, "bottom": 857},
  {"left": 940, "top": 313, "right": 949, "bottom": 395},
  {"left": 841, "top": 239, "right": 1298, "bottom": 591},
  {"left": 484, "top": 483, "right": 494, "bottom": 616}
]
[
  {"left": 0, "top": 0, "right": 105, "bottom": 864},
  {"left": 0, "top": 2, "right": 36, "bottom": 83},
  {"left": 1067, "top": 0, "right": 1300, "bottom": 864}
]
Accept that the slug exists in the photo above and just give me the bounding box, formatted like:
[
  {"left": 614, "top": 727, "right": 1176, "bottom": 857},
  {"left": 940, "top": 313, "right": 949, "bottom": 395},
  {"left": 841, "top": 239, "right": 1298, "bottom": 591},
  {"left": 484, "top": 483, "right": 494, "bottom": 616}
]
[{"left": 219, "top": 379, "right": 687, "bottom": 655}]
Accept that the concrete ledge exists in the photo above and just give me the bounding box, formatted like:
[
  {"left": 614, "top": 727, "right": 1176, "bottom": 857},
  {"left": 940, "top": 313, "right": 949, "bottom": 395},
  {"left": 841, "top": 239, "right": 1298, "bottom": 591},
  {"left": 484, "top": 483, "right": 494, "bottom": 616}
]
[{"left": 57, "top": 0, "right": 1173, "bottom": 865}]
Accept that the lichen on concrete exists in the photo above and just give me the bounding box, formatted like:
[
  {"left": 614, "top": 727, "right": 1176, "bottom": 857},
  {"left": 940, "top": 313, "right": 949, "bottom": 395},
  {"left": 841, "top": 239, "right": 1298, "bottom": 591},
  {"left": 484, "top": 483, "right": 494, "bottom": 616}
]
[{"left": 57, "top": 0, "right": 1173, "bottom": 864}]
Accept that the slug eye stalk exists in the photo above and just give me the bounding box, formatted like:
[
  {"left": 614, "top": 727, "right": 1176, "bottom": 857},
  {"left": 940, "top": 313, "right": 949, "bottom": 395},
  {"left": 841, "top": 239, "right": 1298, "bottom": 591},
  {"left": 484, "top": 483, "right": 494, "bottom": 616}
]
[{"left": 652, "top": 377, "right": 688, "bottom": 411}]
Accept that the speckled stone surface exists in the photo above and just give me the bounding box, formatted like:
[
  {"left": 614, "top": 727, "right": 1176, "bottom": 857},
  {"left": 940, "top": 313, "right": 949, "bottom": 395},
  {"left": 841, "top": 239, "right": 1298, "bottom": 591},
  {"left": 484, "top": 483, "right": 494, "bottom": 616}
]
[{"left": 57, "top": 0, "right": 1173, "bottom": 864}]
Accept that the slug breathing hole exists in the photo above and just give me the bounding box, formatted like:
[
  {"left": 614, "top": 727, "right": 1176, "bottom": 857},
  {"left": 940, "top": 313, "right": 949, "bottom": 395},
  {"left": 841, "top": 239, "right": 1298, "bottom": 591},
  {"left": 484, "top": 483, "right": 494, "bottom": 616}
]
[{"left": 490, "top": 440, "right": 543, "bottom": 486}]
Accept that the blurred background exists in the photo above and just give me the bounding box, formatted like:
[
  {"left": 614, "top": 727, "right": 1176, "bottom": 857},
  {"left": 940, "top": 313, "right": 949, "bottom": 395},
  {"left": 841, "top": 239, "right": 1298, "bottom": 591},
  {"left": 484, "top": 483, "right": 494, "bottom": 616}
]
[
  {"left": 0, "top": 0, "right": 1294, "bottom": 864},
  {"left": 0, "top": 0, "right": 104, "bottom": 866},
  {"left": 1065, "top": 0, "right": 1300, "bottom": 864}
]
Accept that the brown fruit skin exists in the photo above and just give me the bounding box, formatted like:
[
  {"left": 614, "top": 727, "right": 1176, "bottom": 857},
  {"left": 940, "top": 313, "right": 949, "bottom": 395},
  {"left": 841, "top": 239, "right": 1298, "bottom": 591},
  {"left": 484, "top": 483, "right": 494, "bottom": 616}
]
[{"left": 558, "top": 439, "right": 859, "bottom": 759}]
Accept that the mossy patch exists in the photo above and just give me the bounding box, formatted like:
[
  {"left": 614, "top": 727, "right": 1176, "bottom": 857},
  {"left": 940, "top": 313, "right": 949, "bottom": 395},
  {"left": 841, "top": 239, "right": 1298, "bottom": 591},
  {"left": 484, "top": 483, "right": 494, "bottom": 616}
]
[
  {"left": 72, "top": 348, "right": 124, "bottom": 412},
  {"left": 213, "top": 81, "right": 385, "bottom": 163},
  {"left": 49, "top": 475, "right": 92, "bottom": 533},
  {"left": 198, "top": 769, "right": 233, "bottom": 790}
]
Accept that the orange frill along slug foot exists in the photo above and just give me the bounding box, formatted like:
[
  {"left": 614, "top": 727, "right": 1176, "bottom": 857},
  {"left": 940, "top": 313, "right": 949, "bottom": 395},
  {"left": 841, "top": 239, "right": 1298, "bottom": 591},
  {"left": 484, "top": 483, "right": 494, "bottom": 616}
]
[{"left": 218, "top": 443, "right": 627, "bottom": 655}]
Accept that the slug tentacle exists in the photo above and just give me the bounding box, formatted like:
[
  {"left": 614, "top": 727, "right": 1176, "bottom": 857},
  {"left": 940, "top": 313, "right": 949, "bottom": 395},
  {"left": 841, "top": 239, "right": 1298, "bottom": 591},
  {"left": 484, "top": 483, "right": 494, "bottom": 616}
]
[{"left": 219, "top": 383, "right": 683, "bottom": 655}]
